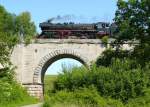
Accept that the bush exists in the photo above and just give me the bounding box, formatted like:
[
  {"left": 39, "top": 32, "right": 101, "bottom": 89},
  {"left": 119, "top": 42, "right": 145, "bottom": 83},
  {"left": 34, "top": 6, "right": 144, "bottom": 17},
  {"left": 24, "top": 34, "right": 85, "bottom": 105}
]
[
  {"left": 54, "top": 67, "right": 88, "bottom": 91},
  {"left": 0, "top": 67, "right": 38, "bottom": 106},
  {"left": 43, "top": 86, "right": 124, "bottom": 107},
  {"left": 0, "top": 80, "right": 38, "bottom": 106},
  {"left": 101, "top": 36, "right": 108, "bottom": 48},
  {"left": 96, "top": 49, "right": 132, "bottom": 67},
  {"left": 54, "top": 59, "right": 150, "bottom": 102},
  {"left": 126, "top": 89, "right": 150, "bottom": 107}
]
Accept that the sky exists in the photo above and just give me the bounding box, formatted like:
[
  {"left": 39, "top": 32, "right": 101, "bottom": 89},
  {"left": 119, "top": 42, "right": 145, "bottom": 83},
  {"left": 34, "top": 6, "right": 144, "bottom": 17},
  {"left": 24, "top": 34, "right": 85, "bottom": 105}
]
[
  {"left": 0, "top": 0, "right": 117, "bottom": 32},
  {"left": 0, "top": 0, "right": 118, "bottom": 75},
  {"left": 46, "top": 58, "right": 83, "bottom": 75}
]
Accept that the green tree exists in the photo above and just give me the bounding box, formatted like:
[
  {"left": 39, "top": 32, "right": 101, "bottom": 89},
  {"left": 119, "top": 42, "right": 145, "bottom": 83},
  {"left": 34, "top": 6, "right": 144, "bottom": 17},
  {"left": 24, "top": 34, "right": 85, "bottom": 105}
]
[
  {"left": 97, "top": 0, "right": 150, "bottom": 67},
  {"left": 0, "top": 5, "right": 38, "bottom": 106},
  {"left": 0, "top": 5, "right": 36, "bottom": 44},
  {"left": 0, "top": 5, "right": 18, "bottom": 67},
  {"left": 15, "top": 12, "right": 36, "bottom": 44},
  {"left": 97, "top": 0, "right": 150, "bottom": 66},
  {"left": 0, "top": 5, "right": 36, "bottom": 79},
  {"left": 0, "top": 5, "right": 15, "bottom": 34},
  {"left": 114, "top": 0, "right": 150, "bottom": 43}
]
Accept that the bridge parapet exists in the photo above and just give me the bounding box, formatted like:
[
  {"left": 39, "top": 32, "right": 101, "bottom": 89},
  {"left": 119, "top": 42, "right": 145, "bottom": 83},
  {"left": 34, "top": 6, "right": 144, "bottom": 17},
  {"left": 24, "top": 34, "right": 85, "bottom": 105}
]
[
  {"left": 34, "top": 39, "right": 108, "bottom": 44},
  {"left": 33, "top": 39, "right": 138, "bottom": 45}
]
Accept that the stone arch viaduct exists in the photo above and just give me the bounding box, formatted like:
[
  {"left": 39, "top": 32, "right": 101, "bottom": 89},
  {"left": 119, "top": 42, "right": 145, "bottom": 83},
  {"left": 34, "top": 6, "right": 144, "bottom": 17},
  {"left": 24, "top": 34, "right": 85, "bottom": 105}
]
[{"left": 10, "top": 39, "right": 130, "bottom": 99}]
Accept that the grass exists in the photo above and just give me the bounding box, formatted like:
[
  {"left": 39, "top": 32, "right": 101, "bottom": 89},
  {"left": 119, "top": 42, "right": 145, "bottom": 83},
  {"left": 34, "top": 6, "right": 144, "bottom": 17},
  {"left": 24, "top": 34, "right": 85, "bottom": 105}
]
[
  {"left": 0, "top": 87, "right": 39, "bottom": 107},
  {"left": 0, "top": 98, "right": 38, "bottom": 107},
  {"left": 3, "top": 75, "right": 58, "bottom": 107}
]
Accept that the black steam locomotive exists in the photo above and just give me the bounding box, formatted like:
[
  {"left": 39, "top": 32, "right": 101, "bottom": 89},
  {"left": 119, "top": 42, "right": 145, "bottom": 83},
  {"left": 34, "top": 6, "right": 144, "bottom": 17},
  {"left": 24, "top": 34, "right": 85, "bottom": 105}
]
[{"left": 38, "top": 20, "right": 117, "bottom": 39}]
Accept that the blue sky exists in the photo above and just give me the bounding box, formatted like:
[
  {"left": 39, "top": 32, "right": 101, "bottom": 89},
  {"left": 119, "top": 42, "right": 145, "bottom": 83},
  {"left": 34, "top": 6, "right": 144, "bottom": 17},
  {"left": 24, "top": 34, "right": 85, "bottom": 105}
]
[
  {"left": 1, "top": 0, "right": 117, "bottom": 32},
  {"left": 1, "top": 0, "right": 118, "bottom": 75},
  {"left": 46, "top": 58, "right": 83, "bottom": 75}
]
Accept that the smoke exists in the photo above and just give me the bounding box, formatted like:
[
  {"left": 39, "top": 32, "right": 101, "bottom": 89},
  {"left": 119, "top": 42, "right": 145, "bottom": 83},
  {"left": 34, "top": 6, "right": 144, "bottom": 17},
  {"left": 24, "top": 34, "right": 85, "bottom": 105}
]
[
  {"left": 47, "top": 14, "right": 109, "bottom": 23},
  {"left": 48, "top": 15, "right": 76, "bottom": 23}
]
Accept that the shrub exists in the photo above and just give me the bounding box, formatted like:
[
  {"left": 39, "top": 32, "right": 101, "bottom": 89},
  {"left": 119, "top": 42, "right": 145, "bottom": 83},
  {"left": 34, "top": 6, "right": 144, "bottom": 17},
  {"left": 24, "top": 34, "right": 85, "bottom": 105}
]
[
  {"left": 0, "top": 68, "right": 38, "bottom": 106},
  {"left": 43, "top": 86, "right": 124, "bottom": 107},
  {"left": 101, "top": 36, "right": 108, "bottom": 48},
  {"left": 54, "top": 59, "right": 150, "bottom": 102},
  {"left": 126, "top": 89, "right": 150, "bottom": 107},
  {"left": 96, "top": 49, "right": 132, "bottom": 67},
  {"left": 54, "top": 67, "right": 88, "bottom": 91}
]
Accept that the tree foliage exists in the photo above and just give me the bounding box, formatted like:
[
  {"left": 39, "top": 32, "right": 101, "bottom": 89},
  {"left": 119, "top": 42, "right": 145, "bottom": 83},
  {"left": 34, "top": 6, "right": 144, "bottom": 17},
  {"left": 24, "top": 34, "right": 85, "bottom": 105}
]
[
  {"left": 97, "top": 0, "right": 150, "bottom": 67},
  {"left": 53, "top": 60, "right": 150, "bottom": 103},
  {"left": 15, "top": 12, "right": 36, "bottom": 43},
  {"left": 0, "top": 5, "right": 36, "bottom": 66},
  {"left": 114, "top": 0, "right": 150, "bottom": 43},
  {"left": 0, "top": 5, "right": 37, "bottom": 106},
  {"left": 0, "top": 5, "right": 36, "bottom": 44}
]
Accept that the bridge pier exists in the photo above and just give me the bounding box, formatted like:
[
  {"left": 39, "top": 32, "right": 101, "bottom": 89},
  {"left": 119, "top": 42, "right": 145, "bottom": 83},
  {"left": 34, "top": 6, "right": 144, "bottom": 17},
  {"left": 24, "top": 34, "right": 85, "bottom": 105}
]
[{"left": 23, "top": 83, "right": 44, "bottom": 100}]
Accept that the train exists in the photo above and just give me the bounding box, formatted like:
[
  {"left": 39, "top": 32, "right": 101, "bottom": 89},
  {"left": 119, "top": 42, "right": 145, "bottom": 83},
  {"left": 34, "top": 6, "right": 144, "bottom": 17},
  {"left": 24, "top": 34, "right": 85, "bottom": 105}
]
[{"left": 38, "top": 20, "right": 117, "bottom": 39}]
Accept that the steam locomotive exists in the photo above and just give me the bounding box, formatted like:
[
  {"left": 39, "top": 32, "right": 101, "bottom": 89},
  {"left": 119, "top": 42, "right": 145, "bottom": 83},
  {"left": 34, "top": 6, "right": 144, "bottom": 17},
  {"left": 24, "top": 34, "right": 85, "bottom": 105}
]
[{"left": 38, "top": 20, "right": 117, "bottom": 39}]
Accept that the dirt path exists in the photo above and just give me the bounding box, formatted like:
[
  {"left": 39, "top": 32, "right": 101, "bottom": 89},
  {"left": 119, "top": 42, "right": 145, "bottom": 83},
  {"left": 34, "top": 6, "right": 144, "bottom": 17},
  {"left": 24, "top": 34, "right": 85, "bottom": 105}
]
[{"left": 21, "top": 103, "right": 43, "bottom": 107}]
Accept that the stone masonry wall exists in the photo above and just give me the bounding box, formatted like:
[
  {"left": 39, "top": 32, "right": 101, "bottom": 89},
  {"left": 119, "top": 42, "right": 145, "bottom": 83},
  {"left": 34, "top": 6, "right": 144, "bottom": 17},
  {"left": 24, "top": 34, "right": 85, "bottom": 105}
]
[
  {"left": 11, "top": 39, "right": 108, "bottom": 98},
  {"left": 23, "top": 84, "right": 43, "bottom": 100}
]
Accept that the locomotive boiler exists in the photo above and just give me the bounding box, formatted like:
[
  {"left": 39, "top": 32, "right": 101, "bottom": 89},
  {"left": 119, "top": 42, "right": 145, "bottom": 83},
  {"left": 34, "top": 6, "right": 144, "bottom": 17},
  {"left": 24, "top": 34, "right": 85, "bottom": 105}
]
[{"left": 38, "top": 20, "right": 117, "bottom": 39}]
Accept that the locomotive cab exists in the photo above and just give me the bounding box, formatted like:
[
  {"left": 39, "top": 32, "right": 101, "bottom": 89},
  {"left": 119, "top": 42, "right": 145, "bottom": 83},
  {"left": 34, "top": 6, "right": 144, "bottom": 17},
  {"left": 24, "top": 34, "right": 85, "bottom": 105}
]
[
  {"left": 96, "top": 22, "right": 110, "bottom": 38},
  {"left": 96, "top": 22, "right": 110, "bottom": 29}
]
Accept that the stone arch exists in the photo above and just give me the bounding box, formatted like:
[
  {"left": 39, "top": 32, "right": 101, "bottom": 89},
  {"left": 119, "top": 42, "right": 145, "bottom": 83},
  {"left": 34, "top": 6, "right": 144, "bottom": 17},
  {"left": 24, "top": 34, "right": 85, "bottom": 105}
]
[{"left": 33, "top": 49, "right": 89, "bottom": 84}]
